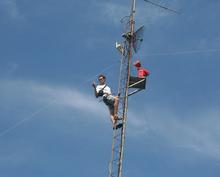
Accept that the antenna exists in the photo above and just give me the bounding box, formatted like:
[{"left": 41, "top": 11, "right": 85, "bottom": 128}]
[
  {"left": 133, "top": 25, "right": 144, "bottom": 53},
  {"left": 143, "top": 0, "right": 180, "bottom": 14}
]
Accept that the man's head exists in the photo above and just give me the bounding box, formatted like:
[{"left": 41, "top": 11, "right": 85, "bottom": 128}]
[{"left": 98, "top": 74, "right": 106, "bottom": 85}]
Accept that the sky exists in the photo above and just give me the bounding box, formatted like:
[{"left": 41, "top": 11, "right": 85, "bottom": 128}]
[{"left": 0, "top": 0, "right": 220, "bottom": 177}]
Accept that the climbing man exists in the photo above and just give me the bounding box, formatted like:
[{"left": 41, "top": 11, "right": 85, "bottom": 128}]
[{"left": 92, "top": 74, "right": 119, "bottom": 126}]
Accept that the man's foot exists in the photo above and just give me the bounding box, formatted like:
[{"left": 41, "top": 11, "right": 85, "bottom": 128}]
[{"left": 113, "top": 123, "right": 123, "bottom": 130}]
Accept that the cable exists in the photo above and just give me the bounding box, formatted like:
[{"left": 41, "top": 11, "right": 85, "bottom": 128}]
[
  {"left": 0, "top": 104, "right": 52, "bottom": 137},
  {"left": 0, "top": 62, "right": 117, "bottom": 138},
  {"left": 3, "top": 47, "right": 218, "bottom": 137},
  {"left": 144, "top": 48, "right": 220, "bottom": 57},
  {"left": 143, "top": 0, "right": 180, "bottom": 14}
]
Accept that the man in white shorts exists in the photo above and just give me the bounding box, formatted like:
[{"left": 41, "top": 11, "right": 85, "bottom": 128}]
[{"left": 92, "top": 74, "right": 119, "bottom": 126}]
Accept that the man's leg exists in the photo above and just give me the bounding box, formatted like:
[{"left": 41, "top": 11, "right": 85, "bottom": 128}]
[
  {"left": 113, "top": 96, "right": 119, "bottom": 120},
  {"left": 109, "top": 108, "right": 115, "bottom": 125}
]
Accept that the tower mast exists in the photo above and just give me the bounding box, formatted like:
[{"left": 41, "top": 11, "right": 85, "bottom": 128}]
[
  {"left": 108, "top": 0, "right": 178, "bottom": 176},
  {"left": 108, "top": 1, "right": 136, "bottom": 177}
]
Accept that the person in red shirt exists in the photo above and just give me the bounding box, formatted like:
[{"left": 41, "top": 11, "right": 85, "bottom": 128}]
[{"left": 133, "top": 60, "right": 150, "bottom": 77}]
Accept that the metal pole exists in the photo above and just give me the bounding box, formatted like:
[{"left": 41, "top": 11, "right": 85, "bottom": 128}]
[{"left": 117, "top": 1, "right": 136, "bottom": 177}]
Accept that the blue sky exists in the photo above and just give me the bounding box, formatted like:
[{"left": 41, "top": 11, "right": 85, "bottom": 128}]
[{"left": 1, "top": 0, "right": 220, "bottom": 176}]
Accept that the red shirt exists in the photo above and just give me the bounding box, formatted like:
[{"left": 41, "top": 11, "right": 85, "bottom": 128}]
[{"left": 137, "top": 68, "right": 150, "bottom": 77}]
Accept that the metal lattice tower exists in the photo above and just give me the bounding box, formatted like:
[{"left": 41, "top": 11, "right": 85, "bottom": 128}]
[
  {"left": 108, "top": 1, "right": 178, "bottom": 176},
  {"left": 108, "top": 1, "right": 136, "bottom": 177}
]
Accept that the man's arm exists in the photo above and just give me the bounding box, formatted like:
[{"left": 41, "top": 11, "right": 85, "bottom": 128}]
[{"left": 92, "top": 82, "right": 98, "bottom": 98}]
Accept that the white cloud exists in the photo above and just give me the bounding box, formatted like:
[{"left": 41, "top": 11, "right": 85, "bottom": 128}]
[
  {"left": 97, "top": 2, "right": 129, "bottom": 25},
  {"left": 30, "top": 82, "right": 106, "bottom": 116},
  {"left": 0, "top": 0, "right": 24, "bottom": 21},
  {"left": 0, "top": 79, "right": 150, "bottom": 136},
  {"left": 136, "top": 4, "right": 169, "bottom": 26},
  {"left": 95, "top": 1, "right": 180, "bottom": 26},
  {"left": 0, "top": 79, "right": 107, "bottom": 136},
  {"left": 0, "top": 79, "right": 105, "bottom": 117},
  {"left": 126, "top": 110, "right": 149, "bottom": 135},
  {"left": 142, "top": 106, "right": 220, "bottom": 160},
  {"left": 1, "top": 79, "right": 220, "bottom": 160}
]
